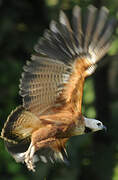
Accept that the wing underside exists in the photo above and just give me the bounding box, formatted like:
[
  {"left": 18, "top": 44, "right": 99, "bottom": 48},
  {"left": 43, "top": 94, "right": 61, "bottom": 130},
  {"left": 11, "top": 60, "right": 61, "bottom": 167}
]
[
  {"left": 1, "top": 5, "right": 116, "bottom": 169},
  {"left": 20, "top": 56, "right": 72, "bottom": 116},
  {"left": 19, "top": 5, "right": 115, "bottom": 116}
]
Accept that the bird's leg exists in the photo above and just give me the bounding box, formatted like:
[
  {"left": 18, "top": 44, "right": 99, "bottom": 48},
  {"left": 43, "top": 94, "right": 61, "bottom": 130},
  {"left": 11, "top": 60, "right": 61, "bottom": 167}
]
[
  {"left": 24, "top": 125, "right": 57, "bottom": 171},
  {"left": 24, "top": 138, "right": 56, "bottom": 171},
  {"left": 24, "top": 142, "right": 36, "bottom": 172}
]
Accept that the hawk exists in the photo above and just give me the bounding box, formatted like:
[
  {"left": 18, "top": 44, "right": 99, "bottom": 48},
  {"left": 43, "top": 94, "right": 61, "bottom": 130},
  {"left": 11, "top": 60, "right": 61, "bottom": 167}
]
[{"left": 1, "top": 5, "right": 116, "bottom": 171}]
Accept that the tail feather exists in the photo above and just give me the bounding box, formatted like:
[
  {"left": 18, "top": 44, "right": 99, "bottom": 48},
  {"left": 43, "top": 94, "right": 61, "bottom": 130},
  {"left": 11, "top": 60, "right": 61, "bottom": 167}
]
[
  {"left": 1, "top": 5, "right": 116, "bottom": 170},
  {"left": 5, "top": 141, "right": 38, "bottom": 163},
  {"left": 5, "top": 141, "right": 68, "bottom": 165},
  {"left": 1, "top": 106, "right": 40, "bottom": 143}
]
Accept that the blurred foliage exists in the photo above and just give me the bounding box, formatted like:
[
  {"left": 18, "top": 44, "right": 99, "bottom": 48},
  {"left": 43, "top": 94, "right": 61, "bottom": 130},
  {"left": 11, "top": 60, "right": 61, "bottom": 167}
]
[{"left": 0, "top": 0, "right": 118, "bottom": 180}]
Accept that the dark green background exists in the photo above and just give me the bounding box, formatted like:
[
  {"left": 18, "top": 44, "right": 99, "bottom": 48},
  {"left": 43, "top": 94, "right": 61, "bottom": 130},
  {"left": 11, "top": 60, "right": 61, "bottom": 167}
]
[{"left": 0, "top": 0, "right": 118, "bottom": 179}]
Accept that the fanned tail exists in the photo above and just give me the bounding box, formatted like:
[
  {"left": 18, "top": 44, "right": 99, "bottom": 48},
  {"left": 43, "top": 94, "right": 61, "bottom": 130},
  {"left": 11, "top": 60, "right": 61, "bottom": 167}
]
[
  {"left": 1, "top": 106, "right": 40, "bottom": 143},
  {"left": 1, "top": 5, "right": 116, "bottom": 170},
  {"left": 4, "top": 139, "right": 68, "bottom": 165}
]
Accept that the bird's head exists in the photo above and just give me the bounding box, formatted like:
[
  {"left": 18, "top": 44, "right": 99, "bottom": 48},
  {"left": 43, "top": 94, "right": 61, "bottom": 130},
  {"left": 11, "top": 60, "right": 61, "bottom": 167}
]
[{"left": 84, "top": 117, "right": 106, "bottom": 133}]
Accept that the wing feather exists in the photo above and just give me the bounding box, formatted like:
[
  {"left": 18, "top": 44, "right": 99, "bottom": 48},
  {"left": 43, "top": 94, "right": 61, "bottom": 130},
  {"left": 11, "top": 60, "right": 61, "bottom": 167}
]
[
  {"left": 20, "top": 56, "right": 72, "bottom": 115},
  {"left": 0, "top": 5, "right": 115, "bottom": 169},
  {"left": 1, "top": 6, "right": 116, "bottom": 168},
  {"left": 19, "top": 5, "right": 115, "bottom": 117},
  {"left": 72, "top": 6, "right": 83, "bottom": 49},
  {"left": 83, "top": 5, "right": 97, "bottom": 52}
]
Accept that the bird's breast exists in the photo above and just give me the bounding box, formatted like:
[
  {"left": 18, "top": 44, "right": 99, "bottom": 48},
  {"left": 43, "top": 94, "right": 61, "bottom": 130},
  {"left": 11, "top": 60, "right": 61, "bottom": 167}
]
[{"left": 71, "top": 125, "right": 85, "bottom": 136}]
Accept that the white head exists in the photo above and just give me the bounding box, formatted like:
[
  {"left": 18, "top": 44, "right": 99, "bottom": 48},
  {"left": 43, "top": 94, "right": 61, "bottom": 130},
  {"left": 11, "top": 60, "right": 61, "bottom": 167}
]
[{"left": 84, "top": 117, "right": 106, "bottom": 133}]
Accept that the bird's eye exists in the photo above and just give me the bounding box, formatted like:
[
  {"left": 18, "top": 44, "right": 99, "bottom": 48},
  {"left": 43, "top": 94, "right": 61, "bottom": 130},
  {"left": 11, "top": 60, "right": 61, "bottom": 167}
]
[{"left": 97, "top": 123, "right": 101, "bottom": 126}]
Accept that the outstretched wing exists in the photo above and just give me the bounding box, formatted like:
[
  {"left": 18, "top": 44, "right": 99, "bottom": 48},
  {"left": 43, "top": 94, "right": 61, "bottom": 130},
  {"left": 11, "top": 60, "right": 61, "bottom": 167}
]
[
  {"left": 19, "top": 5, "right": 116, "bottom": 116},
  {"left": 1, "top": 5, "right": 116, "bottom": 169},
  {"left": 19, "top": 56, "right": 72, "bottom": 116}
]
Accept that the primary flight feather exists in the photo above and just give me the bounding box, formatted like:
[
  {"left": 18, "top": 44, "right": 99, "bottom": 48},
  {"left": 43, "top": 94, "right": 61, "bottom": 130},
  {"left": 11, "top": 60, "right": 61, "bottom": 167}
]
[{"left": 1, "top": 5, "right": 116, "bottom": 171}]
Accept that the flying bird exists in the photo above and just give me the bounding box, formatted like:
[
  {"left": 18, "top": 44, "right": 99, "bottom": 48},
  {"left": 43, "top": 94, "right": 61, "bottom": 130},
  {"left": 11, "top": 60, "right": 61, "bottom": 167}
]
[{"left": 1, "top": 5, "right": 116, "bottom": 171}]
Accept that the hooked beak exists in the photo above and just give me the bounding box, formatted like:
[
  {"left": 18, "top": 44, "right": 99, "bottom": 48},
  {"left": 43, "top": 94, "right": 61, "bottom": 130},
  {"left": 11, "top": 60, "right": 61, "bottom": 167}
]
[{"left": 103, "top": 125, "right": 107, "bottom": 132}]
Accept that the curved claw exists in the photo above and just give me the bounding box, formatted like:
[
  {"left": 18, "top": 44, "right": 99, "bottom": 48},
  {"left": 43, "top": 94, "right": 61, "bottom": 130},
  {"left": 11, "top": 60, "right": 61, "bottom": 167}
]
[
  {"left": 24, "top": 142, "right": 36, "bottom": 171},
  {"left": 25, "top": 158, "right": 35, "bottom": 172}
]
